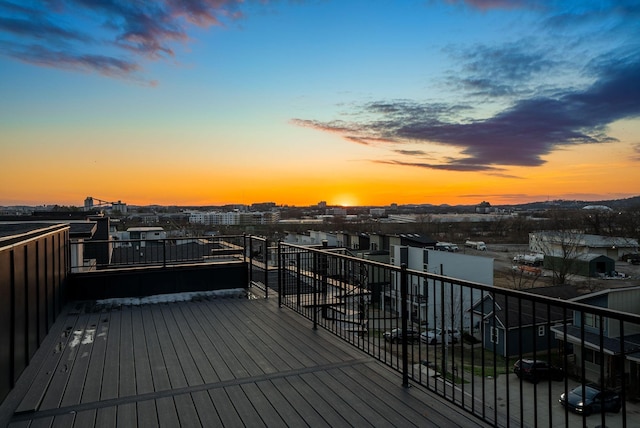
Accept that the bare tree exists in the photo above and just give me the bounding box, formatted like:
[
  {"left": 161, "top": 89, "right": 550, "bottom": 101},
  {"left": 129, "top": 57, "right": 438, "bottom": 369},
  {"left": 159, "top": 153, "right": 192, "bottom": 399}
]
[
  {"left": 531, "top": 229, "right": 584, "bottom": 285},
  {"left": 528, "top": 210, "right": 587, "bottom": 285},
  {"left": 506, "top": 261, "right": 542, "bottom": 289}
]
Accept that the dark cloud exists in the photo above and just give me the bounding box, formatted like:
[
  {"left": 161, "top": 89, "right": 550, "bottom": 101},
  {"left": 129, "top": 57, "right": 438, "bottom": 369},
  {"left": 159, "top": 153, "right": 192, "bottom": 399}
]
[
  {"left": 294, "top": 54, "right": 640, "bottom": 171},
  {"left": 393, "top": 150, "right": 428, "bottom": 156},
  {"left": 447, "top": 43, "right": 558, "bottom": 98},
  {"left": 0, "top": 0, "right": 247, "bottom": 81}
]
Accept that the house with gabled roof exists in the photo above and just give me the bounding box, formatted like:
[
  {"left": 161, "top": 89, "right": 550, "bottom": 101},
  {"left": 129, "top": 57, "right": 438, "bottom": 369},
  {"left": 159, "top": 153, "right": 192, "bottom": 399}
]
[{"left": 471, "top": 285, "right": 578, "bottom": 357}]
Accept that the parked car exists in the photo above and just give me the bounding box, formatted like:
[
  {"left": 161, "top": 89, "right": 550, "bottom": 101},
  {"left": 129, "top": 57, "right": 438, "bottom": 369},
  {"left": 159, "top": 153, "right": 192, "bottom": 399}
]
[
  {"left": 383, "top": 328, "right": 420, "bottom": 343},
  {"left": 559, "top": 384, "right": 621, "bottom": 416},
  {"left": 513, "top": 359, "right": 563, "bottom": 383},
  {"left": 420, "top": 328, "right": 461, "bottom": 344}
]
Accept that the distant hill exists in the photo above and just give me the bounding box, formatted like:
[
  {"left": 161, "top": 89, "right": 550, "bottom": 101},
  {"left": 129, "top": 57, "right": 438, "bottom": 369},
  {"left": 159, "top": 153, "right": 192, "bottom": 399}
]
[{"left": 496, "top": 196, "right": 640, "bottom": 211}]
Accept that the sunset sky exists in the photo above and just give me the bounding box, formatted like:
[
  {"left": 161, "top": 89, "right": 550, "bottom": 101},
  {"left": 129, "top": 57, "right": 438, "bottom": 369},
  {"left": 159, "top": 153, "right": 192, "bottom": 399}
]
[{"left": 1, "top": 0, "right": 639, "bottom": 207}]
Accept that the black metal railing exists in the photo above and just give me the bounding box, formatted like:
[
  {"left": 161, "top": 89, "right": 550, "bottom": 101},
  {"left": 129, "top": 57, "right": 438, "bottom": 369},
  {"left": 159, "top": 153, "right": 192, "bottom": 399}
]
[
  {"left": 69, "top": 235, "right": 246, "bottom": 271},
  {"left": 275, "top": 241, "right": 640, "bottom": 428}
]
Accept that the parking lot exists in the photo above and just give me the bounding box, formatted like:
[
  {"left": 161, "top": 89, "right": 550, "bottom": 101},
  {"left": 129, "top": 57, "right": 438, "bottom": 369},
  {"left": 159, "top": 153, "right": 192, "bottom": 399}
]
[{"left": 493, "top": 373, "right": 640, "bottom": 428}]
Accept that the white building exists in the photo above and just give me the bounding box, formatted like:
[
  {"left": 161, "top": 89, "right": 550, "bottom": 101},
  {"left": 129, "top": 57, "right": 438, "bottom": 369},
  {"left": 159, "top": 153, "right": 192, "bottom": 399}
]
[
  {"left": 385, "top": 245, "right": 493, "bottom": 333},
  {"left": 529, "top": 232, "right": 638, "bottom": 259}
]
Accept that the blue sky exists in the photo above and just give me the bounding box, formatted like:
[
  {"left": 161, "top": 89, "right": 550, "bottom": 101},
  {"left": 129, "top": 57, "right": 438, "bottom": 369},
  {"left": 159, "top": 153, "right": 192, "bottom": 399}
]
[{"left": 0, "top": 0, "right": 639, "bottom": 206}]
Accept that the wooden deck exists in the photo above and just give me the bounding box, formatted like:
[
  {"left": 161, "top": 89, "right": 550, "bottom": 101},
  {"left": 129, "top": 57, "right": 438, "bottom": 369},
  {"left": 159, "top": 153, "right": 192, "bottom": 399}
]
[{"left": 0, "top": 291, "right": 488, "bottom": 427}]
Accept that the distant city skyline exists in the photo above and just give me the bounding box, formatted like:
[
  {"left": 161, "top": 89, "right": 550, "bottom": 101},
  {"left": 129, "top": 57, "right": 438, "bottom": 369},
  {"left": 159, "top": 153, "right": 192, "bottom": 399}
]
[{"left": 1, "top": 1, "right": 639, "bottom": 207}]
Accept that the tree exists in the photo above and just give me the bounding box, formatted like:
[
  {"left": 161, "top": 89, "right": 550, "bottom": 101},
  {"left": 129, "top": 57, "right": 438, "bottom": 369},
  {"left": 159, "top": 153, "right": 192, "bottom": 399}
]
[
  {"left": 530, "top": 210, "right": 585, "bottom": 285},
  {"left": 531, "top": 229, "right": 583, "bottom": 285}
]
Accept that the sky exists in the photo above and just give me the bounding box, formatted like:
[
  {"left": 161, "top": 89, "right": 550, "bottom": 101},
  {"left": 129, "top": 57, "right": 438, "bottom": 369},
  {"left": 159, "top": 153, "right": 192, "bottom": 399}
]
[{"left": 1, "top": 0, "right": 639, "bottom": 208}]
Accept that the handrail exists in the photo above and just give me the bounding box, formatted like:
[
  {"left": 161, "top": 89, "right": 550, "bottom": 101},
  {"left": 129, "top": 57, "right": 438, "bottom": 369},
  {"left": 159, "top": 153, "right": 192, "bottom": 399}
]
[{"left": 275, "top": 240, "right": 640, "bottom": 427}]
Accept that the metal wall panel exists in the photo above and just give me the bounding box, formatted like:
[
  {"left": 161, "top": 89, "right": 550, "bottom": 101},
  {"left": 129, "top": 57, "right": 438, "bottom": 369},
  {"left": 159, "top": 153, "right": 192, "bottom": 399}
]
[
  {"left": 0, "top": 251, "right": 12, "bottom": 401},
  {"left": 37, "top": 240, "right": 47, "bottom": 342},
  {"left": 26, "top": 241, "right": 38, "bottom": 361},
  {"left": 12, "top": 245, "right": 27, "bottom": 383}
]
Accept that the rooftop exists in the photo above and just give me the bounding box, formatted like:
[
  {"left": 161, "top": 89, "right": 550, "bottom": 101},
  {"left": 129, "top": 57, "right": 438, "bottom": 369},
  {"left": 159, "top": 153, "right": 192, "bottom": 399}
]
[{"left": 0, "top": 289, "right": 487, "bottom": 427}]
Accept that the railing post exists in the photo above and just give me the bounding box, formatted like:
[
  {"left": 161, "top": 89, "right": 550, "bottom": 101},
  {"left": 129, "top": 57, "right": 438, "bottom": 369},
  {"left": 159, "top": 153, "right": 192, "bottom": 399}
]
[
  {"left": 162, "top": 238, "right": 167, "bottom": 268},
  {"left": 243, "top": 234, "right": 247, "bottom": 263},
  {"left": 296, "top": 251, "right": 301, "bottom": 307},
  {"left": 401, "top": 263, "right": 409, "bottom": 388},
  {"left": 320, "top": 241, "right": 328, "bottom": 321},
  {"left": 264, "top": 238, "right": 269, "bottom": 299},
  {"left": 277, "top": 240, "right": 282, "bottom": 307},
  {"left": 313, "top": 251, "right": 318, "bottom": 330},
  {"left": 248, "top": 235, "right": 253, "bottom": 288}
]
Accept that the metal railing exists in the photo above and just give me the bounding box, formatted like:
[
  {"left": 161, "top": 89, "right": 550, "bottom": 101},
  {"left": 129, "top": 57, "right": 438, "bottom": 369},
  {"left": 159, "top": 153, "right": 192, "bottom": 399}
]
[
  {"left": 66, "top": 234, "right": 640, "bottom": 427},
  {"left": 69, "top": 235, "right": 246, "bottom": 271},
  {"left": 274, "top": 241, "right": 640, "bottom": 428}
]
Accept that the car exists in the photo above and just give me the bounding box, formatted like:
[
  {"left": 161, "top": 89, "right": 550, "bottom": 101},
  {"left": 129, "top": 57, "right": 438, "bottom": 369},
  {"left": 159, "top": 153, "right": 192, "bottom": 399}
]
[
  {"left": 383, "top": 328, "right": 420, "bottom": 343},
  {"left": 513, "top": 359, "right": 563, "bottom": 383},
  {"left": 559, "top": 384, "right": 621, "bottom": 416},
  {"left": 420, "top": 328, "right": 461, "bottom": 344}
]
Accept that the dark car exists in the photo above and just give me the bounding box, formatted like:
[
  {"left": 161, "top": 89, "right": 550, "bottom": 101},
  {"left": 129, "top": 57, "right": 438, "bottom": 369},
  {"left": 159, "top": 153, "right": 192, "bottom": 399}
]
[
  {"left": 559, "top": 384, "right": 621, "bottom": 416},
  {"left": 513, "top": 359, "right": 563, "bottom": 383},
  {"left": 383, "top": 328, "right": 420, "bottom": 343}
]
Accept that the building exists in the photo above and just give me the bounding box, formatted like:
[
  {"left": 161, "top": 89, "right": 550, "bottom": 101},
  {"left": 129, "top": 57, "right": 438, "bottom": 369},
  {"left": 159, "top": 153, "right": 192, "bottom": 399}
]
[
  {"left": 471, "top": 285, "right": 578, "bottom": 357},
  {"left": 529, "top": 231, "right": 638, "bottom": 260},
  {"left": 386, "top": 244, "right": 493, "bottom": 332},
  {"left": 552, "top": 286, "right": 640, "bottom": 396}
]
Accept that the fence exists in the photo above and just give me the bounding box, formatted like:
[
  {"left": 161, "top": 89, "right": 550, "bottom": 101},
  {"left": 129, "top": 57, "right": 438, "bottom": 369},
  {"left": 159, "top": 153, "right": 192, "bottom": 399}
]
[
  {"left": 273, "top": 241, "right": 640, "bottom": 428},
  {"left": 70, "top": 235, "right": 246, "bottom": 271}
]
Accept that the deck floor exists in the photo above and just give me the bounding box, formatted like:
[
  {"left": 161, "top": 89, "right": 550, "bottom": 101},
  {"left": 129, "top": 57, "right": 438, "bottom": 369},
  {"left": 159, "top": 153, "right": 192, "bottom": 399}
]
[{"left": 1, "top": 291, "right": 488, "bottom": 427}]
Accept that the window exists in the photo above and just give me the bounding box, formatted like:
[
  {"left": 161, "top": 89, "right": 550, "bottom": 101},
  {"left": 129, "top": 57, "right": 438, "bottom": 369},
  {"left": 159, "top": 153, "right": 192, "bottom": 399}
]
[
  {"left": 584, "top": 349, "right": 603, "bottom": 365},
  {"left": 584, "top": 313, "right": 601, "bottom": 329},
  {"left": 538, "top": 325, "right": 545, "bottom": 336},
  {"left": 490, "top": 327, "right": 499, "bottom": 344}
]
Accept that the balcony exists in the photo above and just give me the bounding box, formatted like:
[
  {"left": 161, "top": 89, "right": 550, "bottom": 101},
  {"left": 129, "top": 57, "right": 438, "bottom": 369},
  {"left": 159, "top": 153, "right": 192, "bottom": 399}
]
[{"left": 1, "top": 224, "right": 639, "bottom": 427}]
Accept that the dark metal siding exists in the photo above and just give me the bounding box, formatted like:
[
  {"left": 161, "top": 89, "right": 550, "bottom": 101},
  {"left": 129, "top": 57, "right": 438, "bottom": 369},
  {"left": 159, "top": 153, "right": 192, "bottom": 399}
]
[
  {"left": 0, "top": 225, "right": 69, "bottom": 403},
  {"left": 68, "top": 262, "right": 249, "bottom": 301}
]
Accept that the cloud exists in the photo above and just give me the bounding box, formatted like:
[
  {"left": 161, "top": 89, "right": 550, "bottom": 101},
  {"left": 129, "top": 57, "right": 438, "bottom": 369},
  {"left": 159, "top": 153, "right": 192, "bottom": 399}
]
[
  {"left": 293, "top": 53, "right": 640, "bottom": 171},
  {"left": 445, "top": 0, "right": 543, "bottom": 11},
  {"left": 446, "top": 42, "right": 558, "bottom": 98},
  {"left": 0, "top": 0, "right": 248, "bottom": 82}
]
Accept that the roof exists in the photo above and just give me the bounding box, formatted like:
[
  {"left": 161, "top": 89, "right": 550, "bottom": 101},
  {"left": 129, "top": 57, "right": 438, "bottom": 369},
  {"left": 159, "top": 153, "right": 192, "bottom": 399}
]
[
  {"left": 571, "top": 285, "right": 640, "bottom": 304},
  {"left": 550, "top": 325, "right": 640, "bottom": 359},
  {"left": 0, "top": 223, "right": 70, "bottom": 246},
  {"left": 0, "top": 293, "right": 488, "bottom": 428},
  {"left": 396, "top": 233, "right": 437, "bottom": 246},
  {"left": 69, "top": 222, "right": 97, "bottom": 239},
  {"left": 472, "top": 286, "right": 579, "bottom": 329},
  {"left": 535, "top": 232, "right": 638, "bottom": 248},
  {"left": 573, "top": 253, "right": 615, "bottom": 262}
]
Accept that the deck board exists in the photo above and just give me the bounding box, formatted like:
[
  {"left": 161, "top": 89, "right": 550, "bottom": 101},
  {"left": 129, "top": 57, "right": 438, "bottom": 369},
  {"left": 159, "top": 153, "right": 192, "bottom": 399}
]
[
  {"left": 190, "top": 390, "right": 222, "bottom": 426},
  {"left": 155, "top": 397, "right": 180, "bottom": 428},
  {"left": 39, "top": 313, "right": 92, "bottom": 411},
  {"left": 116, "top": 402, "right": 136, "bottom": 426},
  {"left": 176, "top": 304, "right": 227, "bottom": 383},
  {"left": 140, "top": 307, "right": 170, "bottom": 392},
  {"left": 161, "top": 305, "right": 203, "bottom": 386},
  {"left": 94, "top": 406, "right": 116, "bottom": 428},
  {"left": 173, "top": 394, "right": 200, "bottom": 427},
  {"left": 118, "top": 310, "right": 136, "bottom": 398},
  {"left": 72, "top": 409, "right": 96, "bottom": 427},
  {"left": 151, "top": 307, "right": 187, "bottom": 390},
  {"left": 60, "top": 312, "right": 101, "bottom": 408},
  {"left": 224, "top": 384, "right": 266, "bottom": 427},
  {"left": 0, "top": 294, "right": 490, "bottom": 428},
  {"left": 136, "top": 399, "right": 158, "bottom": 428},
  {"left": 81, "top": 315, "right": 109, "bottom": 404},
  {"left": 99, "top": 311, "right": 121, "bottom": 401},
  {"left": 131, "top": 309, "right": 154, "bottom": 395}
]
